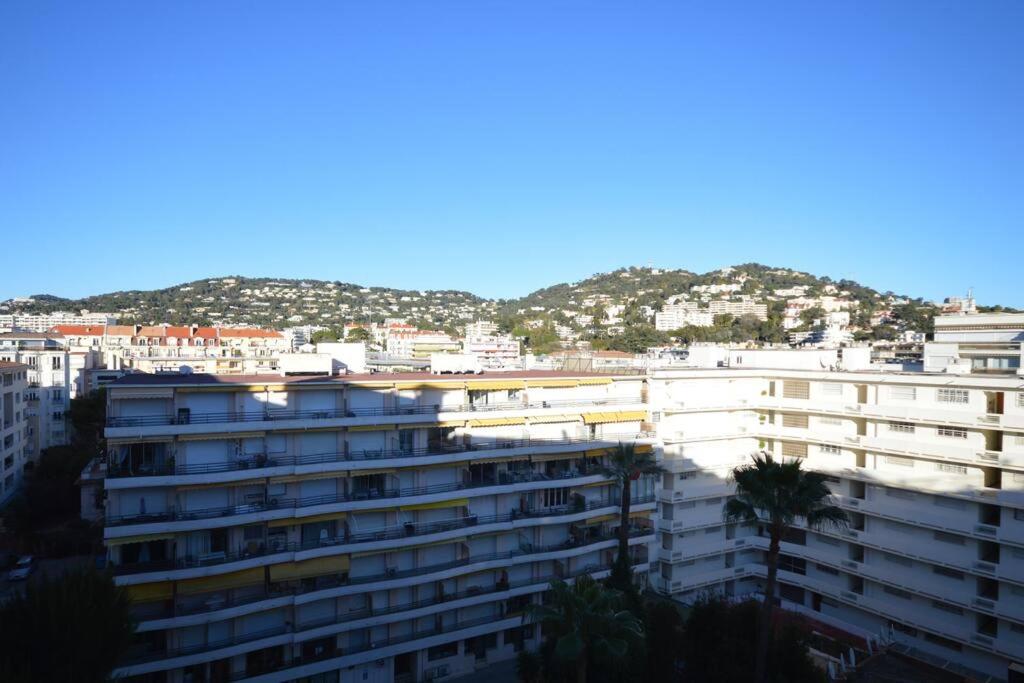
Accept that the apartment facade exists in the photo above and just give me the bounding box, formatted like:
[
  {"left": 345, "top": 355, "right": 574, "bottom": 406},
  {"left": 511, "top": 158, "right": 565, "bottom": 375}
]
[
  {"left": 649, "top": 363, "right": 1024, "bottom": 679},
  {"left": 0, "top": 310, "right": 117, "bottom": 333},
  {"left": 0, "top": 332, "right": 72, "bottom": 452},
  {"left": 102, "top": 371, "right": 656, "bottom": 682},
  {"left": 0, "top": 362, "right": 31, "bottom": 504}
]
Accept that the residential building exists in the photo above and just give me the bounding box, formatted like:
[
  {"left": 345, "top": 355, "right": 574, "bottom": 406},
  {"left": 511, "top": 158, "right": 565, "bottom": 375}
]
[
  {"left": 100, "top": 371, "right": 655, "bottom": 681},
  {"left": 706, "top": 300, "right": 769, "bottom": 321},
  {"left": 924, "top": 313, "right": 1024, "bottom": 375},
  {"left": 0, "top": 332, "right": 72, "bottom": 452},
  {"left": 462, "top": 335, "right": 521, "bottom": 370},
  {"left": 463, "top": 321, "right": 499, "bottom": 338},
  {"left": 649, "top": 347, "right": 1024, "bottom": 680},
  {"left": 0, "top": 361, "right": 31, "bottom": 504},
  {"left": 0, "top": 310, "right": 117, "bottom": 333},
  {"left": 386, "top": 330, "right": 461, "bottom": 359},
  {"left": 655, "top": 303, "right": 714, "bottom": 331}
]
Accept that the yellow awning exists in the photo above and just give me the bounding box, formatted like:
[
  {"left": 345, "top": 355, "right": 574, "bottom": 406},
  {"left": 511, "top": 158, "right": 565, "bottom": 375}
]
[
  {"left": 582, "top": 412, "right": 616, "bottom": 424},
  {"left": 528, "top": 414, "right": 578, "bottom": 425},
  {"left": 629, "top": 510, "right": 651, "bottom": 519},
  {"left": 585, "top": 448, "right": 611, "bottom": 458},
  {"left": 526, "top": 379, "right": 579, "bottom": 388},
  {"left": 125, "top": 581, "right": 173, "bottom": 602},
  {"left": 350, "top": 468, "right": 396, "bottom": 477},
  {"left": 581, "top": 481, "right": 612, "bottom": 488},
  {"left": 348, "top": 424, "right": 393, "bottom": 432},
  {"left": 400, "top": 498, "right": 469, "bottom": 512},
  {"left": 397, "top": 422, "right": 436, "bottom": 430},
  {"left": 531, "top": 451, "right": 583, "bottom": 463},
  {"left": 269, "top": 555, "right": 350, "bottom": 581},
  {"left": 394, "top": 381, "right": 466, "bottom": 390},
  {"left": 467, "top": 417, "right": 527, "bottom": 427},
  {"left": 583, "top": 514, "right": 618, "bottom": 526},
  {"left": 467, "top": 380, "right": 526, "bottom": 391},
  {"left": 634, "top": 444, "right": 653, "bottom": 454},
  {"left": 226, "top": 431, "right": 267, "bottom": 440},
  {"left": 437, "top": 420, "right": 466, "bottom": 428},
  {"left": 578, "top": 377, "right": 613, "bottom": 386},
  {"left": 106, "top": 532, "right": 176, "bottom": 546},
  {"left": 469, "top": 454, "right": 529, "bottom": 465},
  {"left": 178, "top": 433, "right": 233, "bottom": 442},
  {"left": 616, "top": 410, "right": 647, "bottom": 422},
  {"left": 177, "top": 567, "right": 265, "bottom": 595},
  {"left": 107, "top": 436, "right": 174, "bottom": 446}
]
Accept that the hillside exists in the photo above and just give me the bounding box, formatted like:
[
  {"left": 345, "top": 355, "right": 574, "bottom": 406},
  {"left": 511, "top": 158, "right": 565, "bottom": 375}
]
[{"left": 2, "top": 264, "right": 1002, "bottom": 351}]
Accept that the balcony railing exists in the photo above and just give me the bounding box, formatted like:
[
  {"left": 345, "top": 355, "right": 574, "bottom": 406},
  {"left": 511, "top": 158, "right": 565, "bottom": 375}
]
[
  {"left": 111, "top": 496, "right": 656, "bottom": 575},
  {"left": 107, "top": 468, "right": 614, "bottom": 526},
  {"left": 106, "top": 396, "right": 644, "bottom": 428},
  {"left": 106, "top": 432, "right": 647, "bottom": 478},
  {"left": 123, "top": 558, "right": 647, "bottom": 666},
  {"left": 134, "top": 529, "right": 651, "bottom": 622}
]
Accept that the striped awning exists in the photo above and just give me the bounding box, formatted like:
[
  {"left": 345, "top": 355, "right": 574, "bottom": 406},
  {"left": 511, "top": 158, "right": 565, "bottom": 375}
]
[
  {"left": 467, "top": 417, "right": 526, "bottom": 427},
  {"left": 178, "top": 433, "right": 232, "bottom": 442},
  {"left": 106, "top": 532, "right": 176, "bottom": 546},
  {"left": 526, "top": 379, "right": 579, "bottom": 388},
  {"left": 349, "top": 468, "right": 396, "bottom": 477},
  {"left": 466, "top": 380, "right": 526, "bottom": 391},
  {"left": 528, "top": 414, "right": 578, "bottom": 425},
  {"left": 269, "top": 555, "right": 350, "bottom": 582},
  {"left": 578, "top": 378, "right": 613, "bottom": 386},
  {"left": 530, "top": 451, "right": 582, "bottom": 463},
  {"left": 469, "top": 454, "right": 529, "bottom": 465},
  {"left": 107, "top": 436, "right": 173, "bottom": 446},
  {"left": 267, "top": 511, "right": 347, "bottom": 528},
  {"left": 125, "top": 581, "right": 173, "bottom": 603},
  {"left": 397, "top": 422, "right": 436, "bottom": 430},
  {"left": 177, "top": 567, "right": 265, "bottom": 595},
  {"left": 582, "top": 410, "right": 646, "bottom": 424},
  {"left": 583, "top": 514, "right": 617, "bottom": 526}
]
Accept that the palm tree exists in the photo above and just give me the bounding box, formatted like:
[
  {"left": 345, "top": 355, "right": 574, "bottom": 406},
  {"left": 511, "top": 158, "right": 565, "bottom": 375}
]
[
  {"left": 724, "top": 452, "right": 848, "bottom": 683},
  {"left": 524, "top": 575, "right": 643, "bottom": 683},
  {"left": 599, "top": 442, "right": 665, "bottom": 590}
]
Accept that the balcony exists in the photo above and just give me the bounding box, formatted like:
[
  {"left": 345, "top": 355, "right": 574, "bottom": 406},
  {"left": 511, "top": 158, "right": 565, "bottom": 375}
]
[
  {"left": 106, "top": 468, "right": 614, "bottom": 527},
  {"left": 106, "top": 395, "right": 644, "bottom": 428},
  {"left": 111, "top": 496, "right": 656, "bottom": 576},
  {"left": 106, "top": 433, "right": 648, "bottom": 479}
]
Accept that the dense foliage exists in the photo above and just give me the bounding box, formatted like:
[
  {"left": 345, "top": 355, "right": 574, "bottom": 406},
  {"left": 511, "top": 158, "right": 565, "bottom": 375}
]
[{"left": 0, "top": 567, "right": 134, "bottom": 682}]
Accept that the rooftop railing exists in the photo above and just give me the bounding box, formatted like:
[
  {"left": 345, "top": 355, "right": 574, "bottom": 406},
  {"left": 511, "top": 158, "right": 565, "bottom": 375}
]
[
  {"left": 111, "top": 496, "right": 656, "bottom": 576},
  {"left": 106, "top": 395, "right": 644, "bottom": 428}
]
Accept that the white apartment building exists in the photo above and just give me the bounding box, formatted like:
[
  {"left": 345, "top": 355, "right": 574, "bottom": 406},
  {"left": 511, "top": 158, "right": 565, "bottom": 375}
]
[
  {"left": 925, "top": 313, "right": 1024, "bottom": 376},
  {"left": 649, "top": 346, "right": 1024, "bottom": 679},
  {"left": 463, "top": 321, "right": 499, "bottom": 338},
  {"left": 655, "top": 303, "right": 714, "bottom": 331},
  {"left": 0, "top": 361, "right": 32, "bottom": 504},
  {"left": 706, "top": 300, "right": 769, "bottom": 321},
  {"left": 0, "top": 310, "right": 117, "bottom": 333},
  {"left": 386, "top": 331, "right": 461, "bottom": 359},
  {"left": 100, "top": 371, "right": 655, "bottom": 682},
  {"left": 461, "top": 335, "right": 521, "bottom": 370},
  {"left": 0, "top": 333, "right": 72, "bottom": 452}
]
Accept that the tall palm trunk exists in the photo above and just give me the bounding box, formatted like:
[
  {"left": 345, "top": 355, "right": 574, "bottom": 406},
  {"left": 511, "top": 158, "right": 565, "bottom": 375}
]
[
  {"left": 755, "top": 531, "right": 781, "bottom": 683},
  {"left": 618, "top": 476, "right": 632, "bottom": 562}
]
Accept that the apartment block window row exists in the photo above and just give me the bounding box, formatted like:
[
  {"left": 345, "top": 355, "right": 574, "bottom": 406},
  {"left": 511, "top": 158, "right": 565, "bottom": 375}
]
[
  {"left": 884, "top": 456, "right": 915, "bottom": 468},
  {"left": 937, "top": 388, "right": 969, "bottom": 404},
  {"left": 782, "top": 414, "right": 809, "bottom": 429},
  {"left": 889, "top": 386, "right": 917, "bottom": 401},
  {"left": 783, "top": 381, "right": 810, "bottom": 400},
  {"left": 821, "top": 383, "right": 843, "bottom": 397},
  {"left": 819, "top": 444, "right": 841, "bottom": 455},
  {"left": 936, "top": 463, "right": 968, "bottom": 475},
  {"left": 781, "top": 441, "right": 807, "bottom": 458},
  {"left": 937, "top": 426, "right": 968, "bottom": 439},
  {"left": 1017, "top": 392, "right": 1024, "bottom": 408},
  {"left": 888, "top": 422, "right": 915, "bottom": 434}
]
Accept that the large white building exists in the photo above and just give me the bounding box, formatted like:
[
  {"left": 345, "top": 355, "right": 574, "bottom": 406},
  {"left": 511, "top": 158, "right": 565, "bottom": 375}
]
[
  {"left": 461, "top": 335, "right": 521, "bottom": 370},
  {"left": 655, "top": 303, "right": 714, "bottom": 331},
  {"left": 0, "top": 332, "right": 73, "bottom": 453},
  {"left": 650, "top": 325, "right": 1024, "bottom": 679},
  {"left": 100, "top": 371, "right": 655, "bottom": 682},
  {"left": 0, "top": 310, "right": 117, "bottom": 333},
  {"left": 0, "top": 361, "right": 32, "bottom": 504}
]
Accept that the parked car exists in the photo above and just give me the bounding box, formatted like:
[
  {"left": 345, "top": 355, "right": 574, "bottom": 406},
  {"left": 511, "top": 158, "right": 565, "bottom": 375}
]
[{"left": 7, "top": 555, "right": 33, "bottom": 581}]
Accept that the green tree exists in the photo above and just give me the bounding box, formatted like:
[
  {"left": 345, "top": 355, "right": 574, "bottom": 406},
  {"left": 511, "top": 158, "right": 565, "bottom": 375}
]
[
  {"left": 524, "top": 575, "right": 643, "bottom": 683},
  {"left": 310, "top": 329, "right": 339, "bottom": 343},
  {"left": 724, "top": 453, "right": 847, "bottom": 683},
  {"left": 0, "top": 568, "right": 134, "bottom": 682},
  {"left": 605, "top": 324, "right": 668, "bottom": 354},
  {"left": 345, "top": 327, "right": 372, "bottom": 343},
  {"left": 598, "top": 443, "right": 665, "bottom": 591}
]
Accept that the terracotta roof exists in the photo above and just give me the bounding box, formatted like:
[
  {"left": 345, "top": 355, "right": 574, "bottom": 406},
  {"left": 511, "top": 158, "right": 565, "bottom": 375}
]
[
  {"left": 111, "top": 369, "right": 636, "bottom": 387},
  {"left": 137, "top": 326, "right": 166, "bottom": 336},
  {"left": 106, "top": 325, "right": 136, "bottom": 335},
  {"left": 164, "top": 326, "right": 192, "bottom": 338},
  {"left": 0, "top": 360, "right": 27, "bottom": 369},
  {"left": 193, "top": 327, "right": 219, "bottom": 338}
]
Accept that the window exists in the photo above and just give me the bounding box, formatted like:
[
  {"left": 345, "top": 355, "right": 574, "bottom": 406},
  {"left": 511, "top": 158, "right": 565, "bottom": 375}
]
[
  {"left": 883, "top": 586, "right": 912, "bottom": 600},
  {"left": 427, "top": 642, "right": 458, "bottom": 661},
  {"left": 890, "top": 386, "right": 916, "bottom": 401},
  {"left": 542, "top": 487, "right": 569, "bottom": 507},
  {"left": 783, "top": 381, "right": 810, "bottom": 399},
  {"left": 937, "top": 388, "right": 969, "bottom": 404},
  {"left": 936, "top": 463, "right": 967, "bottom": 475},
  {"left": 678, "top": 471, "right": 696, "bottom": 480},
  {"left": 51, "top": 389, "right": 63, "bottom": 401},
  {"left": 887, "top": 422, "right": 915, "bottom": 434},
  {"left": 818, "top": 416, "right": 842, "bottom": 426},
  {"left": 815, "top": 563, "right": 839, "bottom": 576},
  {"left": 932, "top": 566, "right": 964, "bottom": 580},
  {"left": 884, "top": 456, "right": 914, "bottom": 468},
  {"left": 704, "top": 497, "right": 722, "bottom": 506},
  {"left": 937, "top": 427, "right": 967, "bottom": 439},
  {"left": 782, "top": 414, "right": 809, "bottom": 429},
  {"left": 883, "top": 552, "right": 912, "bottom": 567},
  {"left": 820, "top": 444, "right": 841, "bottom": 455},
  {"left": 777, "top": 555, "right": 806, "bottom": 575},
  {"left": 931, "top": 600, "right": 963, "bottom": 616},
  {"left": 51, "top": 356, "right": 62, "bottom": 370},
  {"left": 933, "top": 531, "right": 965, "bottom": 546},
  {"left": 934, "top": 496, "right": 966, "bottom": 510},
  {"left": 781, "top": 442, "right": 807, "bottom": 458},
  {"left": 1018, "top": 392, "right": 1024, "bottom": 409}
]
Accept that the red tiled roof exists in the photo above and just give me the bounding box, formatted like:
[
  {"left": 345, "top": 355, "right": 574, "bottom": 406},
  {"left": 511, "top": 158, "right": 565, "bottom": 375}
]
[
  {"left": 137, "top": 326, "right": 166, "bottom": 337},
  {"left": 193, "top": 327, "right": 219, "bottom": 338},
  {"left": 164, "top": 326, "right": 191, "bottom": 338},
  {"left": 106, "top": 325, "right": 136, "bottom": 336},
  {"left": 49, "top": 324, "right": 106, "bottom": 335}
]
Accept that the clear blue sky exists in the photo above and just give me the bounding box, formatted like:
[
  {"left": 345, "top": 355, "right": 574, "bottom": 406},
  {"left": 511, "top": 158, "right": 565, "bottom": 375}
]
[{"left": 2, "top": 2, "right": 1021, "bottom": 306}]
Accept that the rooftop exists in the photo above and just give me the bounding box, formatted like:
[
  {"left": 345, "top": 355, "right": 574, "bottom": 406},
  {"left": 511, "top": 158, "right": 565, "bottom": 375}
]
[
  {"left": 0, "top": 360, "right": 27, "bottom": 369},
  {"left": 110, "top": 369, "right": 638, "bottom": 387}
]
